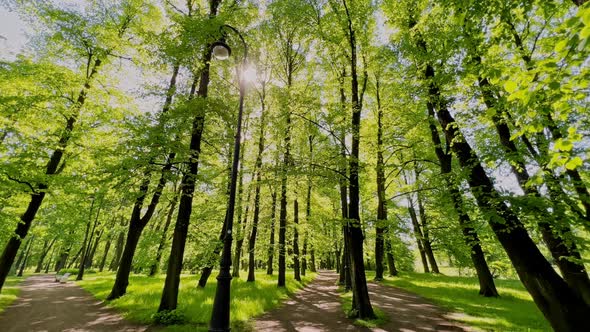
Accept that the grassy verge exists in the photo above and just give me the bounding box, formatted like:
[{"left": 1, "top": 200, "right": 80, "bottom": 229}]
[
  {"left": 365, "top": 270, "right": 550, "bottom": 331},
  {"left": 340, "top": 290, "right": 388, "bottom": 328},
  {"left": 77, "top": 270, "right": 315, "bottom": 331},
  {"left": 0, "top": 276, "right": 25, "bottom": 314}
]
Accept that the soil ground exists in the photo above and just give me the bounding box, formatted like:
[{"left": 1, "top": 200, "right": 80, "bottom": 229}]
[
  {"left": 254, "top": 270, "right": 471, "bottom": 332},
  {"left": 0, "top": 272, "right": 471, "bottom": 332},
  {"left": 0, "top": 274, "right": 155, "bottom": 332}
]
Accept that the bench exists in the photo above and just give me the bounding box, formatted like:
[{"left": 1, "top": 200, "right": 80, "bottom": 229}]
[{"left": 55, "top": 272, "right": 71, "bottom": 283}]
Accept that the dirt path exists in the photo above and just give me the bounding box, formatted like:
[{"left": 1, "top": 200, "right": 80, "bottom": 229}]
[
  {"left": 0, "top": 274, "right": 155, "bottom": 332},
  {"left": 254, "top": 271, "right": 470, "bottom": 332}
]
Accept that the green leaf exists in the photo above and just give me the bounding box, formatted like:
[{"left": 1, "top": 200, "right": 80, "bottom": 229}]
[
  {"left": 504, "top": 80, "right": 518, "bottom": 93},
  {"left": 565, "top": 157, "right": 583, "bottom": 170},
  {"left": 555, "top": 40, "right": 568, "bottom": 53},
  {"left": 555, "top": 139, "right": 573, "bottom": 152}
]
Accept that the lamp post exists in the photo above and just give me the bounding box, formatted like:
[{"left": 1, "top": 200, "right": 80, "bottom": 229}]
[{"left": 209, "top": 25, "right": 248, "bottom": 332}]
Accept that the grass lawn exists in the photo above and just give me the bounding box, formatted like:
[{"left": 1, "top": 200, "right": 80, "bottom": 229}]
[
  {"left": 77, "top": 270, "right": 315, "bottom": 331},
  {"left": 366, "top": 270, "right": 550, "bottom": 331},
  {"left": 0, "top": 276, "right": 25, "bottom": 314}
]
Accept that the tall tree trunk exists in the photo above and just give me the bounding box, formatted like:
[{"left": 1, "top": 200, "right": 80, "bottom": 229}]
[
  {"left": 425, "top": 59, "right": 590, "bottom": 329},
  {"left": 0, "top": 58, "right": 102, "bottom": 292},
  {"left": 278, "top": 107, "right": 291, "bottom": 287},
  {"left": 76, "top": 197, "right": 96, "bottom": 281},
  {"left": 385, "top": 237, "right": 398, "bottom": 277},
  {"left": 416, "top": 190, "right": 439, "bottom": 273},
  {"left": 158, "top": 0, "right": 220, "bottom": 309},
  {"left": 44, "top": 244, "right": 58, "bottom": 274},
  {"left": 247, "top": 98, "right": 266, "bottom": 282},
  {"left": 110, "top": 220, "right": 126, "bottom": 271},
  {"left": 426, "top": 103, "right": 497, "bottom": 296},
  {"left": 408, "top": 201, "right": 429, "bottom": 273},
  {"left": 35, "top": 238, "right": 56, "bottom": 273},
  {"left": 374, "top": 76, "right": 386, "bottom": 281},
  {"left": 266, "top": 191, "right": 277, "bottom": 275},
  {"left": 343, "top": 0, "right": 374, "bottom": 317},
  {"left": 477, "top": 74, "right": 590, "bottom": 303},
  {"left": 293, "top": 197, "right": 301, "bottom": 281},
  {"left": 150, "top": 191, "right": 179, "bottom": 277},
  {"left": 107, "top": 152, "right": 175, "bottom": 299},
  {"left": 17, "top": 236, "right": 34, "bottom": 277},
  {"left": 232, "top": 147, "right": 249, "bottom": 278},
  {"left": 99, "top": 236, "right": 112, "bottom": 273},
  {"left": 198, "top": 131, "right": 234, "bottom": 287}
]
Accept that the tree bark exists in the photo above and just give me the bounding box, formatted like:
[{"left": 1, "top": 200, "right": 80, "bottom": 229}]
[
  {"left": 343, "top": 0, "right": 374, "bottom": 317},
  {"left": 293, "top": 198, "right": 301, "bottom": 281},
  {"left": 425, "top": 61, "right": 590, "bottom": 329},
  {"left": 150, "top": 191, "right": 178, "bottom": 277},
  {"left": 158, "top": 0, "right": 220, "bottom": 308},
  {"left": 247, "top": 100, "right": 266, "bottom": 282},
  {"left": 107, "top": 152, "right": 175, "bottom": 299},
  {"left": 109, "top": 220, "right": 126, "bottom": 271},
  {"left": 266, "top": 191, "right": 277, "bottom": 275},
  {"left": 385, "top": 237, "right": 398, "bottom": 276},
  {"left": 426, "top": 102, "right": 497, "bottom": 296},
  {"left": 416, "top": 190, "right": 439, "bottom": 273},
  {"left": 99, "top": 236, "right": 112, "bottom": 273},
  {"left": 17, "top": 237, "right": 34, "bottom": 277},
  {"left": 374, "top": 76, "right": 386, "bottom": 281},
  {"left": 408, "top": 201, "right": 430, "bottom": 273},
  {"left": 35, "top": 238, "right": 56, "bottom": 273}
]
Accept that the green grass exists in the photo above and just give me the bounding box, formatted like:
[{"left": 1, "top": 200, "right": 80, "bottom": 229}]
[
  {"left": 366, "top": 271, "right": 550, "bottom": 331},
  {"left": 0, "top": 276, "right": 25, "bottom": 314},
  {"left": 77, "top": 270, "right": 315, "bottom": 331}
]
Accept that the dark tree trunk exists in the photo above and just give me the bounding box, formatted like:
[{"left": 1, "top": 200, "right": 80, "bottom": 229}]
[
  {"left": 44, "top": 244, "right": 57, "bottom": 274},
  {"left": 424, "top": 60, "right": 590, "bottom": 329},
  {"left": 476, "top": 74, "right": 590, "bottom": 303},
  {"left": 293, "top": 198, "right": 301, "bottom": 281},
  {"left": 150, "top": 191, "right": 178, "bottom": 277},
  {"left": 247, "top": 101, "right": 266, "bottom": 282},
  {"left": 110, "top": 220, "right": 126, "bottom": 271},
  {"left": 267, "top": 191, "right": 277, "bottom": 275},
  {"left": 11, "top": 241, "right": 27, "bottom": 276},
  {"left": 0, "top": 58, "right": 101, "bottom": 292},
  {"left": 374, "top": 77, "right": 386, "bottom": 281},
  {"left": 426, "top": 103, "right": 497, "bottom": 296},
  {"left": 107, "top": 221, "right": 144, "bottom": 299},
  {"left": 232, "top": 155, "right": 250, "bottom": 279},
  {"left": 68, "top": 246, "right": 83, "bottom": 269},
  {"left": 310, "top": 247, "right": 316, "bottom": 272},
  {"left": 408, "top": 201, "right": 429, "bottom": 273},
  {"left": 416, "top": 191, "right": 439, "bottom": 273},
  {"left": 278, "top": 109, "right": 291, "bottom": 287},
  {"left": 385, "top": 238, "right": 398, "bottom": 276},
  {"left": 35, "top": 238, "right": 56, "bottom": 273},
  {"left": 85, "top": 230, "right": 102, "bottom": 269},
  {"left": 55, "top": 246, "right": 70, "bottom": 272},
  {"left": 99, "top": 237, "right": 112, "bottom": 273},
  {"left": 344, "top": 0, "right": 374, "bottom": 315},
  {"left": 158, "top": 4, "right": 219, "bottom": 308},
  {"left": 17, "top": 237, "right": 34, "bottom": 277}
]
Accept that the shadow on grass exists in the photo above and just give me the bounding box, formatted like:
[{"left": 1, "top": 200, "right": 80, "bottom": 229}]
[
  {"left": 77, "top": 271, "right": 315, "bottom": 331},
  {"left": 368, "top": 271, "right": 550, "bottom": 331}
]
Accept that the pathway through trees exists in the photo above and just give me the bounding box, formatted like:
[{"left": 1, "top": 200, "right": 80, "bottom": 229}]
[
  {"left": 0, "top": 275, "right": 154, "bottom": 332},
  {"left": 255, "top": 271, "right": 470, "bottom": 331}
]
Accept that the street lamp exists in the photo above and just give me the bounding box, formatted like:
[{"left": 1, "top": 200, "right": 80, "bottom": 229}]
[{"left": 209, "top": 25, "right": 249, "bottom": 332}]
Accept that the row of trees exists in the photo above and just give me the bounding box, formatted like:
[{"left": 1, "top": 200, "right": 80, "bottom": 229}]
[{"left": 1, "top": 0, "right": 589, "bottom": 330}]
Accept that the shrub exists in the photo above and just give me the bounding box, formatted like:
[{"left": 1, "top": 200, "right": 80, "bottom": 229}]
[{"left": 152, "top": 309, "right": 185, "bottom": 325}]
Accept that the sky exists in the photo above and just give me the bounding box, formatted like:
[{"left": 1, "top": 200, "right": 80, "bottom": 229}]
[{"left": 0, "top": 6, "right": 27, "bottom": 59}]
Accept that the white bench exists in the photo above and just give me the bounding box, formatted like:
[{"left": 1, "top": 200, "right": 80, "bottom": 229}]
[{"left": 55, "top": 272, "right": 71, "bottom": 283}]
